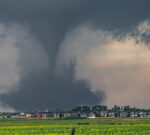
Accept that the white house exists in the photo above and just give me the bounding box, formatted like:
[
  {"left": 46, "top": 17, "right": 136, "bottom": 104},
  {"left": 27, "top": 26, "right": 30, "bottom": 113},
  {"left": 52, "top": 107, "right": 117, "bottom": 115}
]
[
  {"left": 100, "top": 111, "right": 108, "bottom": 117},
  {"left": 88, "top": 112, "right": 96, "bottom": 118},
  {"left": 26, "top": 113, "right": 32, "bottom": 118},
  {"left": 80, "top": 113, "right": 88, "bottom": 118},
  {"left": 120, "top": 112, "right": 128, "bottom": 117},
  {"left": 63, "top": 112, "right": 71, "bottom": 118}
]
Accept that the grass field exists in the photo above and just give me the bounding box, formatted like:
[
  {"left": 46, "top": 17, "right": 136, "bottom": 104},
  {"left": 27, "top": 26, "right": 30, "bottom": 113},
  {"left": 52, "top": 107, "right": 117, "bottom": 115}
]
[{"left": 0, "top": 118, "right": 150, "bottom": 135}]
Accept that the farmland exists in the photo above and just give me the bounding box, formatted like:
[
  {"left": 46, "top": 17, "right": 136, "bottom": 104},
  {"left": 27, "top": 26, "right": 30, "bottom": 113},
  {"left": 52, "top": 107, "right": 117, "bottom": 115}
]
[{"left": 0, "top": 118, "right": 150, "bottom": 135}]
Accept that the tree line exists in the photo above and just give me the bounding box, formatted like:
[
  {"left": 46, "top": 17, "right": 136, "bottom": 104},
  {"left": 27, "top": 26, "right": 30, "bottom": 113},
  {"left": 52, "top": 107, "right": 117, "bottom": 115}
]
[{"left": 72, "top": 105, "right": 150, "bottom": 112}]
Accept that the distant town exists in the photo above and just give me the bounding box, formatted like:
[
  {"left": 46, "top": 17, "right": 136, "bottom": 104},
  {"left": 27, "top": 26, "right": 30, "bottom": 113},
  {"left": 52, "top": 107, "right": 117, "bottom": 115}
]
[{"left": 1, "top": 105, "right": 150, "bottom": 119}]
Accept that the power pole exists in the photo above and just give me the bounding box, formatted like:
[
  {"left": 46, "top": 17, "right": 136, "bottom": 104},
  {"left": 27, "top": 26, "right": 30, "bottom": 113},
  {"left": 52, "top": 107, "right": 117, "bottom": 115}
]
[{"left": 71, "top": 127, "right": 75, "bottom": 135}]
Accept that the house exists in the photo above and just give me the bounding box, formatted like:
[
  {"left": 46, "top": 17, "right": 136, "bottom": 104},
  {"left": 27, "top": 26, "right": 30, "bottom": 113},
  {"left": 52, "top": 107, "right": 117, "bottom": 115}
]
[
  {"left": 120, "top": 112, "right": 128, "bottom": 117},
  {"left": 37, "top": 113, "right": 42, "bottom": 118},
  {"left": 139, "top": 112, "right": 144, "bottom": 117},
  {"left": 51, "top": 112, "right": 59, "bottom": 118},
  {"left": 130, "top": 112, "right": 135, "bottom": 117},
  {"left": 100, "top": 111, "right": 108, "bottom": 117},
  {"left": 10, "top": 113, "right": 20, "bottom": 118},
  {"left": 80, "top": 113, "right": 88, "bottom": 118},
  {"left": 88, "top": 112, "right": 96, "bottom": 118},
  {"left": 26, "top": 113, "right": 32, "bottom": 118},
  {"left": 42, "top": 114, "right": 47, "bottom": 118},
  {"left": 63, "top": 112, "right": 71, "bottom": 118},
  {"left": 71, "top": 112, "right": 79, "bottom": 118},
  {"left": 108, "top": 112, "right": 115, "bottom": 117},
  {"left": 143, "top": 112, "right": 148, "bottom": 117},
  {"left": 46, "top": 112, "right": 53, "bottom": 118},
  {"left": 52, "top": 112, "right": 62, "bottom": 118},
  {"left": 20, "top": 112, "right": 25, "bottom": 118},
  {"left": 130, "top": 112, "right": 138, "bottom": 117}
]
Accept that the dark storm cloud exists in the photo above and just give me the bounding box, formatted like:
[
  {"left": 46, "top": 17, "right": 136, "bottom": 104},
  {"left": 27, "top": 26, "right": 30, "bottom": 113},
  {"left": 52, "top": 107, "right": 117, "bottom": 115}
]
[
  {"left": 0, "top": 0, "right": 149, "bottom": 111},
  {"left": 0, "top": 0, "right": 148, "bottom": 64},
  {"left": 1, "top": 0, "right": 149, "bottom": 61},
  {"left": 0, "top": 63, "right": 104, "bottom": 111}
]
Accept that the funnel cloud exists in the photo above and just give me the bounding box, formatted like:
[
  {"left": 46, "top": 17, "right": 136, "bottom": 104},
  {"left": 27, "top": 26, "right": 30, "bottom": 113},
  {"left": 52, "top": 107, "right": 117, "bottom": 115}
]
[{"left": 0, "top": 0, "right": 149, "bottom": 111}]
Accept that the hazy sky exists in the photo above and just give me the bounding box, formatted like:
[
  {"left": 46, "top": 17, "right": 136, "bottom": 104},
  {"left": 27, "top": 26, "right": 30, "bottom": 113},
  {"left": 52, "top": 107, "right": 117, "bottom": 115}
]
[{"left": 0, "top": 0, "right": 149, "bottom": 111}]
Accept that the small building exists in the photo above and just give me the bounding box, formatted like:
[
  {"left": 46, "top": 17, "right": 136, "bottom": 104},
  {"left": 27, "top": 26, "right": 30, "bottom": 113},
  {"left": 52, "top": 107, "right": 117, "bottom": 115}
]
[
  {"left": 130, "top": 112, "right": 138, "bottom": 117},
  {"left": 19, "top": 112, "right": 25, "bottom": 118},
  {"left": 108, "top": 112, "right": 115, "bottom": 117},
  {"left": 120, "top": 112, "right": 128, "bottom": 117},
  {"left": 100, "top": 111, "right": 108, "bottom": 117},
  {"left": 42, "top": 114, "right": 47, "bottom": 118},
  {"left": 143, "top": 112, "right": 148, "bottom": 117},
  {"left": 63, "top": 112, "right": 71, "bottom": 118},
  {"left": 88, "top": 112, "right": 96, "bottom": 118},
  {"left": 52, "top": 112, "right": 60, "bottom": 118},
  {"left": 26, "top": 113, "right": 32, "bottom": 118},
  {"left": 80, "top": 113, "right": 88, "bottom": 118},
  {"left": 139, "top": 112, "right": 144, "bottom": 117},
  {"left": 46, "top": 112, "right": 53, "bottom": 118},
  {"left": 71, "top": 112, "right": 79, "bottom": 118}
]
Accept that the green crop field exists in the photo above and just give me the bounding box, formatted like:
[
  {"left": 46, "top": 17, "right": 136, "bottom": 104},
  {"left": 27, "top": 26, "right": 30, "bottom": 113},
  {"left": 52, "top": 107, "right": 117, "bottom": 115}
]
[{"left": 0, "top": 118, "right": 150, "bottom": 135}]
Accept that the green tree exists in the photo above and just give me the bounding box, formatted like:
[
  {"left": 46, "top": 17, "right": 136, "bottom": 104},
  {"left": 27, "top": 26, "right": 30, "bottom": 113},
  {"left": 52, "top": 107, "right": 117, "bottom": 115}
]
[
  {"left": 112, "top": 105, "right": 120, "bottom": 111},
  {"left": 92, "top": 105, "right": 107, "bottom": 111},
  {"left": 72, "top": 106, "right": 82, "bottom": 112}
]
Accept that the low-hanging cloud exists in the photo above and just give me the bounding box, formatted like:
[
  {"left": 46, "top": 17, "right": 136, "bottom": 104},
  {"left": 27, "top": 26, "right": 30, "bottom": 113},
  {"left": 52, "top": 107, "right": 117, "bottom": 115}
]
[
  {"left": 57, "top": 20, "right": 150, "bottom": 109},
  {"left": 0, "top": 23, "right": 50, "bottom": 111},
  {"left": 0, "top": 22, "right": 104, "bottom": 111},
  {"left": 0, "top": 23, "right": 49, "bottom": 93},
  {"left": 0, "top": 23, "right": 20, "bottom": 94}
]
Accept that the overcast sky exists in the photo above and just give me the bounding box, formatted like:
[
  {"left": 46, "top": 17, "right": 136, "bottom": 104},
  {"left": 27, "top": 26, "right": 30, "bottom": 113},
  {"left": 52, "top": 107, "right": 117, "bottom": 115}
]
[{"left": 0, "top": 0, "right": 149, "bottom": 111}]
